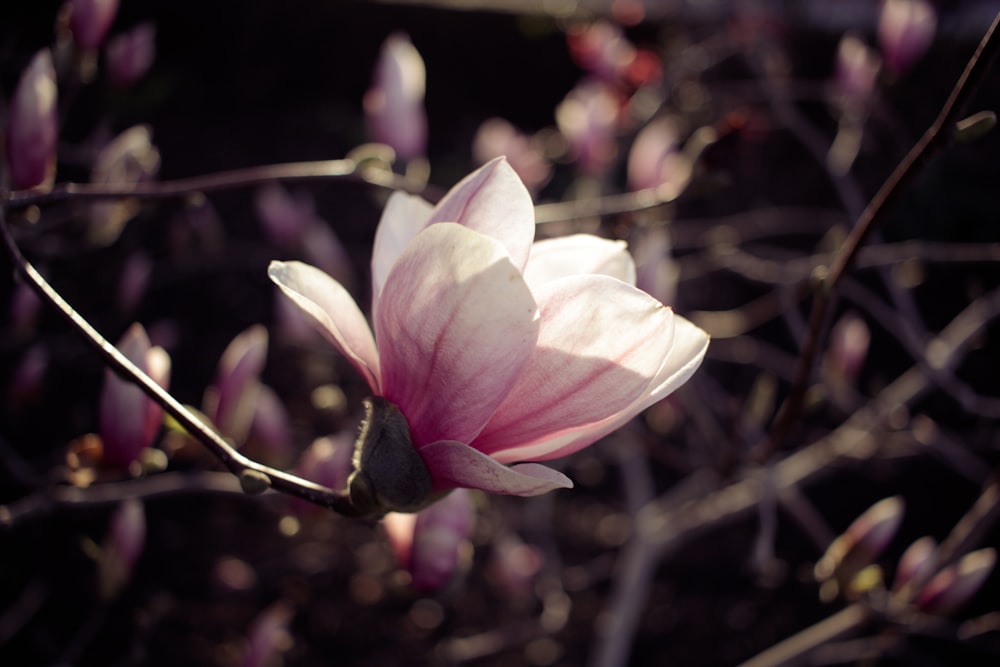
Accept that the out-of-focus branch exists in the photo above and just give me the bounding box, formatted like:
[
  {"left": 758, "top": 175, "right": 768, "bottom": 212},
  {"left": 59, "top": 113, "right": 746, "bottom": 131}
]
[
  {"left": 590, "top": 284, "right": 1000, "bottom": 667},
  {"left": 0, "top": 205, "right": 360, "bottom": 516},
  {"left": 760, "top": 11, "right": 1000, "bottom": 460}
]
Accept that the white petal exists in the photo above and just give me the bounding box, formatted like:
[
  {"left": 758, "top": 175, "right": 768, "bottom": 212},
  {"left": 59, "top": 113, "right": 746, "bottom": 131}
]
[
  {"left": 268, "top": 261, "right": 381, "bottom": 393},
  {"left": 419, "top": 440, "right": 572, "bottom": 496},
  {"left": 522, "top": 234, "right": 637, "bottom": 291}
]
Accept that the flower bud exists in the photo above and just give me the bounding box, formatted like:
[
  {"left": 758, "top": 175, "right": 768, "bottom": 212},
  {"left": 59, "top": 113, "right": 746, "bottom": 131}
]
[
  {"left": 242, "top": 602, "right": 294, "bottom": 667},
  {"left": 105, "top": 22, "right": 156, "bottom": 87},
  {"left": 824, "top": 312, "right": 871, "bottom": 394},
  {"left": 100, "top": 323, "right": 171, "bottom": 467},
  {"left": 383, "top": 488, "right": 474, "bottom": 593},
  {"left": 893, "top": 536, "right": 938, "bottom": 592},
  {"left": 247, "top": 383, "right": 293, "bottom": 467},
  {"left": 89, "top": 124, "right": 161, "bottom": 245},
  {"left": 205, "top": 325, "right": 268, "bottom": 445},
  {"left": 815, "top": 496, "right": 905, "bottom": 595},
  {"left": 917, "top": 548, "right": 996, "bottom": 616},
  {"left": 291, "top": 434, "right": 355, "bottom": 515},
  {"left": 364, "top": 33, "right": 427, "bottom": 162},
  {"left": 117, "top": 252, "right": 153, "bottom": 314},
  {"left": 878, "top": 0, "right": 936, "bottom": 77},
  {"left": 834, "top": 33, "right": 881, "bottom": 109},
  {"left": 488, "top": 533, "right": 543, "bottom": 600},
  {"left": 98, "top": 498, "right": 146, "bottom": 599},
  {"left": 67, "top": 0, "right": 119, "bottom": 51},
  {"left": 5, "top": 50, "right": 58, "bottom": 191}
]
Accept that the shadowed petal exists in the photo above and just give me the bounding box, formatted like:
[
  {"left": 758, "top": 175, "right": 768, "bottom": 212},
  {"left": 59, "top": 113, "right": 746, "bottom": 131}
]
[
  {"left": 420, "top": 440, "right": 572, "bottom": 496},
  {"left": 371, "top": 191, "right": 434, "bottom": 308},
  {"left": 376, "top": 223, "right": 539, "bottom": 446},
  {"left": 475, "top": 275, "right": 708, "bottom": 463},
  {"left": 522, "top": 234, "right": 636, "bottom": 291},
  {"left": 424, "top": 158, "right": 535, "bottom": 271},
  {"left": 268, "top": 261, "right": 381, "bottom": 393}
]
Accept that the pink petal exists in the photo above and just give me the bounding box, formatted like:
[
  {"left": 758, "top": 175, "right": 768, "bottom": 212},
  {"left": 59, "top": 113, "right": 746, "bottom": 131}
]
[
  {"left": 424, "top": 158, "right": 535, "bottom": 271},
  {"left": 371, "top": 191, "right": 434, "bottom": 309},
  {"left": 475, "top": 275, "right": 708, "bottom": 464},
  {"left": 268, "top": 261, "right": 381, "bottom": 393},
  {"left": 376, "top": 223, "right": 539, "bottom": 446},
  {"left": 419, "top": 440, "right": 572, "bottom": 496},
  {"left": 522, "top": 234, "right": 636, "bottom": 291}
]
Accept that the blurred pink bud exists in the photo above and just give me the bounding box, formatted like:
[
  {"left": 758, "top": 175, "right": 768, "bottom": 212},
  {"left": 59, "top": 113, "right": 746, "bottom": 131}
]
[
  {"left": 99, "top": 498, "right": 146, "bottom": 599},
  {"left": 67, "top": 0, "right": 119, "bottom": 51},
  {"left": 567, "top": 21, "right": 637, "bottom": 82},
  {"left": 205, "top": 325, "right": 268, "bottom": 444},
  {"left": 105, "top": 22, "right": 156, "bottom": 87},
  {"left": 632, "top": 226, "right": 678, "bottom": 307},
  {"left": 247, "top": 383, "right": 294, "bottom": 466},
  {"left": 893, "top": 536, "right": 938, "bottom": 592},
  {"left": 556, "top": 80, "right": 620, "bottom": 175},
  {"left": 89, "top": 124, "right": 161, "bottom": 244},
  {"left": 8, "top": 344, "right": 49, "bottom": 407},
  {"left": 834, "top": 34, "right": 881, "bottom": 108},
  {"left": 5, "top": 50, "right": 58, "bottom": 191},
  {"left": 255, "top": 184, "right": 313, "bottom": 249},
  {"left": 815, "top": 496, "right": 905, "bottom": 584},
  {"left": 472, "top": 118, "right": 551, "bottom": 195},
  {"left": 627, "top": 117, "right": 692, "bottom": 195},
  {"left": 878, "top": 0, "right": 936, "bottom": 77},
  {"left": 100, "top": 323, "right": 171, "bottom": 467},
  {"left": 117, "top": 252, "right": 153, "bottom": 313},
  {"left": 364, "top": 33, "right": 427, "bottom": 161},
  {"left": 242, "top": 602, "right": 294, "bottom": 667},
  {"left": 488, "top": 533, "right": 544, "bottom": 600},
  {"left": 917, "top": 548, "right": 996, "bottom": 615},
  {"left": 9, "top": 281, "right": 43, "bottom": 336},
  {"left": 824, "top": 312, "right": 870, "bottom": 389},
  {"left": 383, "top": 489, "right": 475, "bottom": 593}
]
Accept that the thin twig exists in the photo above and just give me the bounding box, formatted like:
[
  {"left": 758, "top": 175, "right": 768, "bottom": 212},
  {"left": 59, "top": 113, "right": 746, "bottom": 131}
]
[
  {"left": 759, "top": 11, "right": 1000, "bottom": 461},
  {"left": 0, "top": 205, "right": 359, "bottom": 516}
]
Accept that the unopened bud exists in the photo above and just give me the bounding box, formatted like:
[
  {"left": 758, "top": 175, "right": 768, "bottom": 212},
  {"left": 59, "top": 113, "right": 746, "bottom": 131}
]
[
  {"left": 364, "top": 33, "right": 427, "bottom": 162},
  {"left": 383, "top": 488, "right": 474, "bottom": 593},
  {"left": 917, "top": 548, "right": 996, "bottom": 616},
  {"left": 105, "top": 22, "right": 156, "bottom": 87},
  {"left": 98, "top": 498, "right": 146, "bottom": 599},
  {"left": 878, "top": 0, "right": 936, "bottom": 77},
  {"left": 815, "top": 496, "right": 905, "bottom": 595},
  {"left": 893, "top": 536, "right": 938, "bottom": 592},
  {"left": 5, "top": 50, "right": 58, "bottom": 191},
  {"left": 242, "top": 601, "right": 294, "bottom": 667},
  {"left": 67, "top": 0, "right": 119, "bottom": 51}
]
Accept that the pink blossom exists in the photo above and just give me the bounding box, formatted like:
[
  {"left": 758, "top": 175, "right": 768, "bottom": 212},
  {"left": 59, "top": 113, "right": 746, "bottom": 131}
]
[
  {"left": 269, "top": 158, "right": 709, "bottom": 510},
  {"left": 5, "top": 50, "right": 58, "bottom": 191},
  {"left": 878, "top": 0, "right": 936, "bottom": 77},
  {"left": 67, "top": 0, "right": 119, "bottom": 51},
  {"left": 99, "top": 324, "right": 170, "bottom": 467},
  {"left": 383, "top": 488, "right": 474, "bottom": 593},
  {"left": 917, "top": 548, "right": 996, "bottom": 615},
  {"left": 105, "top": 22, "right": 156, "bottom": 87},
  {"left": 364, "top": 33, "right": 427, "bottom": 162},
  {"left": 204, "top": 325, "right": 269, "bottom": 445}
]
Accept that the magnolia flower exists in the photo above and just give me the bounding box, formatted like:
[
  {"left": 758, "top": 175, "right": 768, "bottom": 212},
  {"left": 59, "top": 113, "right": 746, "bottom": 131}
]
[
  {"left": 98, "top": 498, "right": 146, "bottom": 599},
  {"left": 5, "top": 50, "right": 58, "bottom": 191},
  {"left": 89, "top": 124, "right": 161, "bottom": 244},
  {"left": 100, "top": 323, "right": 170, "bottom": 467},
  {"left": 269, "top": 158, "right": 708, "bottom": 514},
  {"left": 834, "top": 34, "right": 881, "bottom": 109},
  {"left": 364, "top": 33, "right": 427, "bottom": 162}
]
